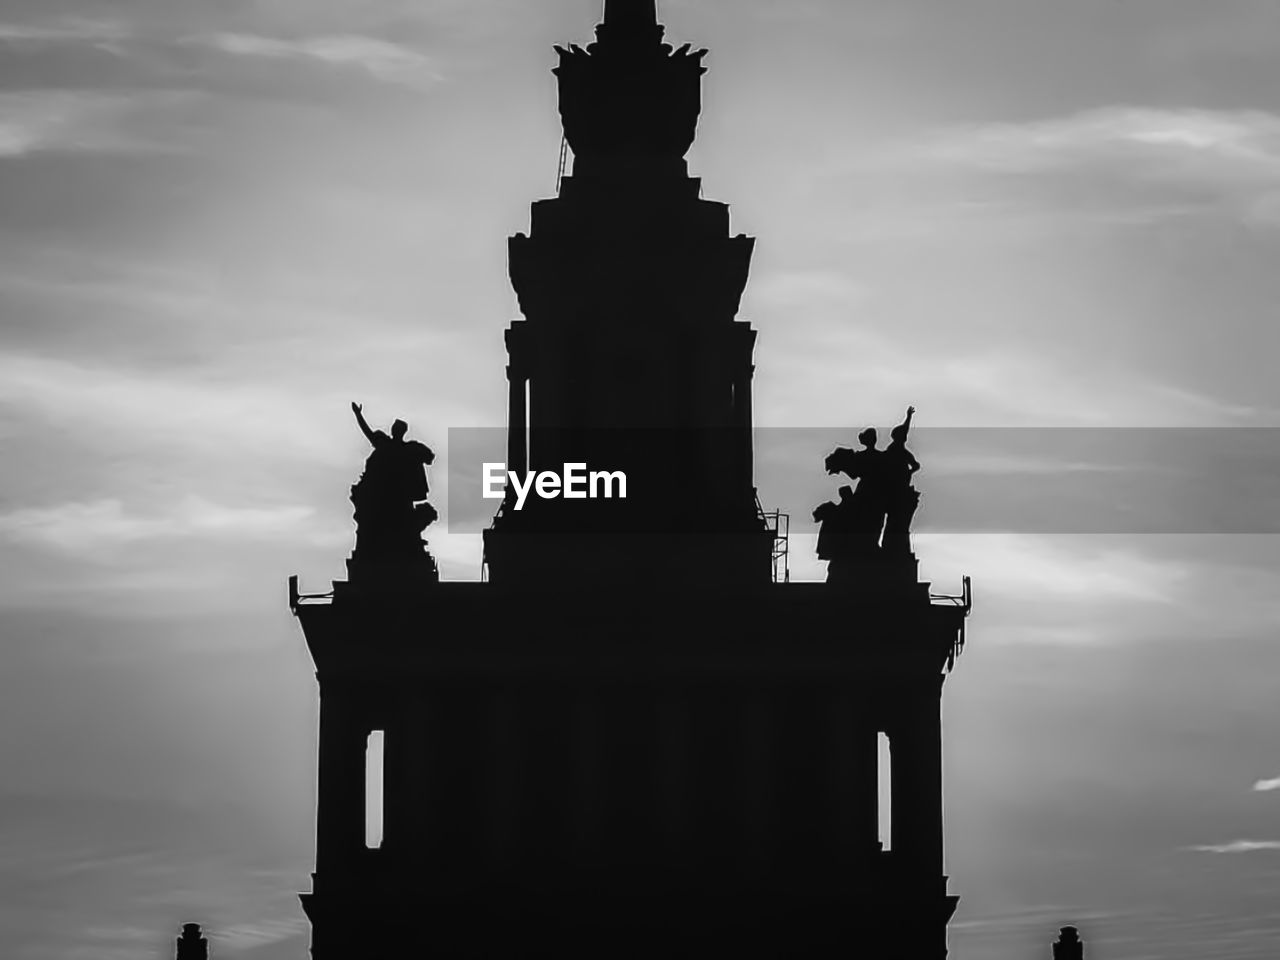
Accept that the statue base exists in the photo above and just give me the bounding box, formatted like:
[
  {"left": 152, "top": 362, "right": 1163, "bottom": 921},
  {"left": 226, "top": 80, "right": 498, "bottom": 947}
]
[
  {"left": 826, "top": 551, "right": 921, "bottom": 593},
  {"left": 342, "top": 547, "right": 439, "bottom": 596},
  {"left": 292, "top": 576, "right": 967, "bottom": 960}
]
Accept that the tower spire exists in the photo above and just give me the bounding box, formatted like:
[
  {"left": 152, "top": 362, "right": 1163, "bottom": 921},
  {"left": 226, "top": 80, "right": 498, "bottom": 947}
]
[{"left": 604, "top": 0, "right": 657, "bottom": 27}]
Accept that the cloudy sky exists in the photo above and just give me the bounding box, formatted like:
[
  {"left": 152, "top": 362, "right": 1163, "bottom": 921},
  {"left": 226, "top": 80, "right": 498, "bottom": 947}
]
[{"left": 4, "top": 0, "right": 1280, "bottom": 957}]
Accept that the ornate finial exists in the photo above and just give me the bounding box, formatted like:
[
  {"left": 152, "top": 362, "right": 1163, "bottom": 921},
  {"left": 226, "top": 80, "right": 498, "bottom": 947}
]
[
  {"left": 554, "top": 0, "right": 702, "bottom": 174},
  {"left": 604, "top": 0, "right": 658, "bottom": 27},
  {"left": 815, "top": 406, "right": 922, "bottom": 583}
]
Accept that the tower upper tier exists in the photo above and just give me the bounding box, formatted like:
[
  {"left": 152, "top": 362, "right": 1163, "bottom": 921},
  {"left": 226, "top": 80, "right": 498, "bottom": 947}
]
[{"left": 554, "top": 0, "right": 708, "bottom": 177}]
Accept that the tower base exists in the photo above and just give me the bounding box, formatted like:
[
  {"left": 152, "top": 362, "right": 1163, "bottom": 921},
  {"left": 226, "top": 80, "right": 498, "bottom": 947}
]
[{"left": 293, "top": 579, "right": 966, "bottom": 959}]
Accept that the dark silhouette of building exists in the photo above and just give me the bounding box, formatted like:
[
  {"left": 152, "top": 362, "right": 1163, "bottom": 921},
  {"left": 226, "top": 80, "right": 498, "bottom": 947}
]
[
  {"left": 483, "top": 0, "right": 771, "bottom": 587},
  {"left": 174, "top": 923, "right": 208, "bottom": 960},
  {"left": 1053, "top": 925, "right": 1085, "bottom": 960},
  {"left": 291, "top": 2, "right": 969, "bottom": 956}
]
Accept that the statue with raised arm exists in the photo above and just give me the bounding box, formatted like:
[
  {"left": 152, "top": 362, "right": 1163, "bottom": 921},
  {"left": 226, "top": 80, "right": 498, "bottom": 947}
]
[
  {"left": 348, "top": 402, "right": 438, "bottom": 582},
  {"left": 816, "top": 406, "right": 923, "bottom": 580},
  {"left": 881, "top": 406, "right": 921, "bottom": 557}
]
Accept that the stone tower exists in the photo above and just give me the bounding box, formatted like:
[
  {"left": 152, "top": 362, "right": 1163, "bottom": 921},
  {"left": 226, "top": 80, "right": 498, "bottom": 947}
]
[{"left": 292, "top": 2, "right": 969, "bottom": 956}]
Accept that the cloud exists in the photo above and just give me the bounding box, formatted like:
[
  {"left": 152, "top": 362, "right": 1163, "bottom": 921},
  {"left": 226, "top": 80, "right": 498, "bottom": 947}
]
[
  {"left": 927, "top": 108, "right": 1280, "bottom": 176},
  {"left": 0, "top": 90, "right": 195, "bottom": 159},
  {"left": 1, "top": 15, "right": 445, "bottom": 92},
  {"left": 0, "top": 497, "right": 335, "bottom": 556},
  {"left": 751, "top": 271, "right": 1263, "bottom": 427},
  {"left": 934, "top": 353, "right": 1262, "bottom": 426},
  {"left": 0, "top": 17, "right": 130, "bottom": 52},
  {"left": 1152, "top": 6, "right": 1280, "bottom": 66},
  {"left": 211, "top": 917, "right": 310, "bottom": 951},
  {"left": 917, "top": 533, "right": 1189, "bottom": 607},
  {"left": 927, "top": 453, "right": 1122, "bottom": 477},
  {"left": 1, "top": 15, "right": 444, "bottom": 93},
  {"left": 191, "top": 32, "right": 442, "bottom": 89},
  {"left": 0, "top": 352, "right": 345, "bottom": 465},
  {"left": 749, "top": 270, "right": 870, "bottom": 310},
  {"left": 1253, "top": 777, "right": 1280, "bottom": 792},
  {"left": 904, "top": 106, "right": 1280, "bottom": 225},
  {"left": 1189, "top": 840, "right": 1280, "bottom": 854}
]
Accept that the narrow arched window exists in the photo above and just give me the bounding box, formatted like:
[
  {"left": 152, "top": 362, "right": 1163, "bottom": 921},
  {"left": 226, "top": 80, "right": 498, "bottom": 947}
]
[
  {"left": 877, "top": 731, "right": 892, "bottom": 851},
  {"left": 365, "top": 730, "right": 385, "bottom": 850}
]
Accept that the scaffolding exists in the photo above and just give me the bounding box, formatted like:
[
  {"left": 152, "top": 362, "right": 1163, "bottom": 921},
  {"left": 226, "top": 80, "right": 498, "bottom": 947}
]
[
  {"left": 755, "top": 491, "right": 790, "bottom": 583},
  {"left": 929, "top": 575, "right": 973, "bottom": 670}
]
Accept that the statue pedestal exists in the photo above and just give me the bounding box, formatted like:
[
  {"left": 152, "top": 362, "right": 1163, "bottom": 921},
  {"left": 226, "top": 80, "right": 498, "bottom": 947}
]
[
  {"left": 341, "top": 548, "right": 439, "bottom": 599},
  {"left": 826, "top": 552, "right": 923, "bottom": 595}
]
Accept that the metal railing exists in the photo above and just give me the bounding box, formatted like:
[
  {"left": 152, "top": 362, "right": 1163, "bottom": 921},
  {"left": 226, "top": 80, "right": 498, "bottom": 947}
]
[
  {"left": 288, "top": 575, "right": 333, "bottom": 613},
  {"left": 929, "top": 575, "right": 972, "bottom": 670},
  {"left": 755, "top": 490, "right": 791, "bottom": 583},
  {"left": 929, "top": 574, "right": 972, "bottom": 611}
]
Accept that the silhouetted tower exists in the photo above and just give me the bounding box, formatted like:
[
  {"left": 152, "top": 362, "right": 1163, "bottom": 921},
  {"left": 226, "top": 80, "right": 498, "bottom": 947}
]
[
  {"left": 175, "top": 923, "right": 208, "bottom": 960},
  {"left": 292, "top": 2, "right": 968, "bottom": 957},
  {"left": 485, "top": 0, "right": 772, "bottom": 585},
  {"left": 1054, "top": 925, "right": 1085, "bottom": 960}
]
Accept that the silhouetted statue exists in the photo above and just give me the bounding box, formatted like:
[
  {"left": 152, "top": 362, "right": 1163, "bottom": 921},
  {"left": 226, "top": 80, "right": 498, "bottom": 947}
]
[
  {"left": 176, "top": 923, "right": 208, "bottom": 960},
  {"left": 813, "top": 484, "right": 857, "bottom": 563},
  {"left": 824, "top": 426, "right": 888, "bottom": 552},
  {"left": 1053, "top": 925, "right": 1084, "bottom": 960},
  {"left": 349, "top": 403, "right": 437, "bottom": 574},
  {"left": 819, "top": 407, "right": 922, "bottom": 574},
  {"left": 881, "top": 406, "right": 921, "bottom": 557}
]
